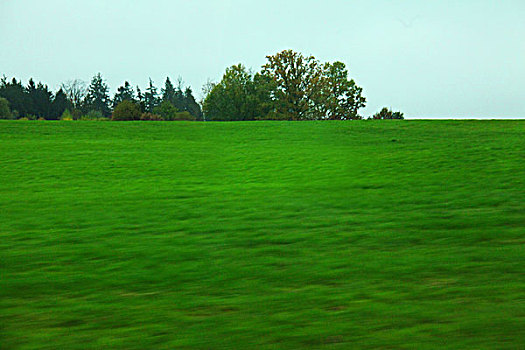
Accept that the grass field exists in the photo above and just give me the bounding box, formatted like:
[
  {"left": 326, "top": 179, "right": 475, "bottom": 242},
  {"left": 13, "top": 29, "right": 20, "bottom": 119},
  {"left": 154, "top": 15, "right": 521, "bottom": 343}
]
[{"left": 1, "top": 120, "right": 524, "bottom": 349}]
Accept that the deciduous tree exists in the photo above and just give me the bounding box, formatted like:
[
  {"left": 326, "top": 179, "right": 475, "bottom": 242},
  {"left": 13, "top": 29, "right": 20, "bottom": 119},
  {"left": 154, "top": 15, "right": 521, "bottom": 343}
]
[
  {"left": 203, "top": 64, "right": 273, "bottom": 121},
  {"left": 60, "top": 79, "right": 87, "bottom": 109},
  {"left": 262, "top": 50, "right": 323, "bottom": 120},
  {"left": 319, "top": 61, "right": 366, "bottom": 120}
]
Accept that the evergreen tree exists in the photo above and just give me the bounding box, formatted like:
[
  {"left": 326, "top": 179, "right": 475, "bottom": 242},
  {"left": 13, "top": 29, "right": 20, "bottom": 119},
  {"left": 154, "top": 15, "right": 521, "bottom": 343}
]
[
  {"left": 29, "top": 82, "right": 53, "bottom": 119},
  {"left": 26, "top": 78, "right": 37, "bottom": 116},
  {"left": 172, "top": 77, "right": 186, "bottom": 112},
  {"left": 136, "top": 86, "right": 145, "bottom": 112},
  {"left": 144, "top": 78, "right": 159, "bottom": 113},
  {"left": 85, "top": 73, "right": 111, "bottom": 117},
  {"left": 0, "top": 77, "right": 31, "bottom": 117},
  {"left": 183, "top": 87, "right": 202, "bottom": 120},
  {"left": 161, "top": 77, "right": 176, "bottom": 104},
  {"left": 113, "top": 81, "right": 135, "bottom": 108},
  {"left": 50, "top": 88, "right": 71, "bottom": 120}
]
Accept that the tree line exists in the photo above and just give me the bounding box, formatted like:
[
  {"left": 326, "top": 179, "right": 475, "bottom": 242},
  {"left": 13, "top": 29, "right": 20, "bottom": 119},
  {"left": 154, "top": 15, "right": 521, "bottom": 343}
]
[
  {"left": 0, "top": 75, "right": 203, "bottom": 121},
  {"left": 0, "top": 50, "right": 403, "bottom": 121}
]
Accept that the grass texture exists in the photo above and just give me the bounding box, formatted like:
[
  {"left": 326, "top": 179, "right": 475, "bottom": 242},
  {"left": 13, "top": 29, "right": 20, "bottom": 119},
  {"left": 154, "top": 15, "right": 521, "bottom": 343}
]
[{"left": 1, "top": 120, "right": 524, "bottom": 349}]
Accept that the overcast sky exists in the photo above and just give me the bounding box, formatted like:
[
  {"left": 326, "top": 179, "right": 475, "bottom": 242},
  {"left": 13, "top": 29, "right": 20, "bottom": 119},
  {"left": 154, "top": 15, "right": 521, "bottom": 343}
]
[{"left": 1, "top": 0, "right": 524, "bottom": 118}]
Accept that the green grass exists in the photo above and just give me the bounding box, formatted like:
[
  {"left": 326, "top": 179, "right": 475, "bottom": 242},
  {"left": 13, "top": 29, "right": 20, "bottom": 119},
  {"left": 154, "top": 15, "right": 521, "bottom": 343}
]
[{"left": 1, "top": 120, "right": 524, "bottom": 349}]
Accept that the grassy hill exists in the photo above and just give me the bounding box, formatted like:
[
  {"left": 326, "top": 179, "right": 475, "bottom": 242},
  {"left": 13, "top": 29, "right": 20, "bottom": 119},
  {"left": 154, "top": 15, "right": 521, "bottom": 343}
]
[{"left": 1, "top": 120, "right": 524, "bottom": 349}]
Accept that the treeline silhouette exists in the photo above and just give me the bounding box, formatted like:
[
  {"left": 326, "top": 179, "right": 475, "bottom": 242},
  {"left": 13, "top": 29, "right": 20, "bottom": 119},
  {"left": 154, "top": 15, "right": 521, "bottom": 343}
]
[
  {"left": 0, "top": 74, "right": 202, "bottom": 121},
  {"left": 0, "top": 50, "right": 403, "bottom": 121}
]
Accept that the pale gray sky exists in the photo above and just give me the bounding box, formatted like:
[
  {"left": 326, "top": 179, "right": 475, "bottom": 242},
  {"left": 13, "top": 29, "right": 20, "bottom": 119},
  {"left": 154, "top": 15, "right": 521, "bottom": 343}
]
[{"left": 1, "top": 0, "right": 524, "bottom": 118}]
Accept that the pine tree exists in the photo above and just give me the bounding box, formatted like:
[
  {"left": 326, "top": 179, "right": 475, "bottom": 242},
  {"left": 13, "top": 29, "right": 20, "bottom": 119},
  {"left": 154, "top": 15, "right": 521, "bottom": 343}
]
[
  {"left": 51, "top": 88, "right": 71, "bottom": 120},
  {"left": 113, "top": 81, "right": 135, "bottom": 108},
  {"left": 25, "top": 78, "right": 37, "bottom": 116},
  {"left": 0, "top": 77, "right": 31, "bottom": 117},
  {"left": 29, "top": 82, "right": 53, "bottom": 119},
  {"left": 161, "top": 77, "right": 176, "bottom": 104},
  {"left": 85, "top": 73, "right": 111, "bottom": 117},
  {"left": 136, "top": 86, "right": 145, "bottom": 112},
  {"left": 144, "top": 78, "right": 159, "bottom": 113},
  {"left": 184, "top": 87, "right": 202, "bottom": 120},
  {"left": 173, "top": 77, "right": 186, "bottom": 112}
]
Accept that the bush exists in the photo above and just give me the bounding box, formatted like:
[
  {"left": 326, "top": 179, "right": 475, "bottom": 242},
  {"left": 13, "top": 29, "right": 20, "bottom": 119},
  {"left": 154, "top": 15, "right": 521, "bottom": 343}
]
[
  {"left": 174, "top": 111, "right": 196, "bottom": 121},
  {"left": 112, "top": 100, "right": 142, "bottom": 121},
  {"left": 79, "top": 110, "right": 107, "bottom": 121},
  {"left": 71, "top": 108, "right": 83, "bottom": 120},
  {"left": 256, "top": 111, "right": 290, "bottom": 121},
  {"left": 154, "top": 101, "right": 179, "bottom": 121},
  {"left": 60, "top": 109, "right": 74, "bottom": 121},
  {"left": 140, "top": 112, "right": 164, "bottom": 121},
  {"left": 371, "top": 107, "right": 404, "bottom": 120},
  {"left": 0, "top": 97, "right": 12, "bottom": 119}
]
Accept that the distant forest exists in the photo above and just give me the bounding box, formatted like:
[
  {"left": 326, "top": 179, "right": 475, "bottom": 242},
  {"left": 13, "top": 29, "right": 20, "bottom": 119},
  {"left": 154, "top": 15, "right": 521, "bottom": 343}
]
[{"left": 0, "top": 50, "right": 403, "bottom": 121}]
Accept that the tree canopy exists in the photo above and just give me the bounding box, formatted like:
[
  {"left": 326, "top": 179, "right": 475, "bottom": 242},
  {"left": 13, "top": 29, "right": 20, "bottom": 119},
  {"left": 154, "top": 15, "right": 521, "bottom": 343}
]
[
  {"left": 203, "top": 64, "right": 274, "bottom": 121},
  {"left": 0, "top": 49, "right": 403, "bottom": 121},
  {"left": 203, "top": 50, "right": 367, "bottom": 121}
]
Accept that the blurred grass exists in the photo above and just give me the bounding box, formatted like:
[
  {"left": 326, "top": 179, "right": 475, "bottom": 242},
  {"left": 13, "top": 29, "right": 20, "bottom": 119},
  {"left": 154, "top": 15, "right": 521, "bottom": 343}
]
[{"left": 0, "top": 120, "right": 524, "bottom": 349}]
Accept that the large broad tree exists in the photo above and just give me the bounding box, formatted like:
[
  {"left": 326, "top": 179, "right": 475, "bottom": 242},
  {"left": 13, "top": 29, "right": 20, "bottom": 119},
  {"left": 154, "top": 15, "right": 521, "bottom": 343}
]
[
  {"left": 202, "top": 64, "right": 273, "bottom": 121},
  {"left": 85, "top": 73, "right": 111, "bottom": 117},
  {"left": 262, "top": 50, "right": 366, "bottom": 120},
  {"left": 262, "top": 50, "right": 324, "bottom": 120},
  {"left": 318, "top": 61, "right": 366, "bottom": 120}
]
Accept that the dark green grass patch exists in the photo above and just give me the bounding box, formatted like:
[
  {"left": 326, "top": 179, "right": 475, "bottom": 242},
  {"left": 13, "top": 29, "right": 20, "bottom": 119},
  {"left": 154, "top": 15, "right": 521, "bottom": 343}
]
[{"left": 1, "top": 120, "right": 524, "bottom": 349}]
